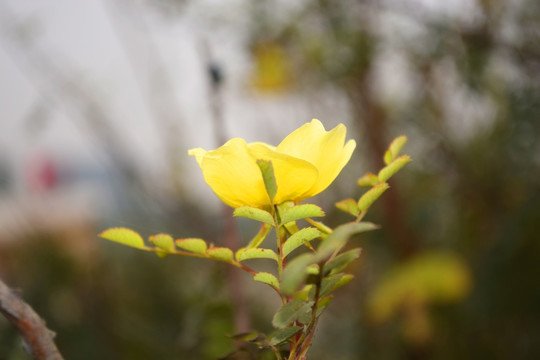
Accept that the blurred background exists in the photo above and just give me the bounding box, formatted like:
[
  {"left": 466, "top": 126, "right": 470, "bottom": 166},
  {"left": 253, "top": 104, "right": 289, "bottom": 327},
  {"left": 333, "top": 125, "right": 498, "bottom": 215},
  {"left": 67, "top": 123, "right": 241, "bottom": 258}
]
[{"left": 1, "top": 0, "right": 539, "bottom": 359}]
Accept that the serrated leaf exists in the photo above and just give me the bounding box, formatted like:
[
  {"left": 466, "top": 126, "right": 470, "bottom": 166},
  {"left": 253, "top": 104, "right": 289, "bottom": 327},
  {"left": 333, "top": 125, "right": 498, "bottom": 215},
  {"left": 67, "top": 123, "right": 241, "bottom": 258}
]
[
  {"left": 308, "top": 274, "right": 343, "bottom": 299},
  {"left": 282, "top": 227, "right": 321, "bottom": 258},
  {"left": 357, "top": 172, "right": 379, "bottom": 187},
  {"left": 234, "top": 206, "right": 274, "bottom": 225},
  {"left": 176, "top": 238, "right": 207, "bottom": 254},
  {"left": 257, "top": 159, "right": 277, "bottom": 203},
  {"left": 378, "top": 155, "right": 411, "bottom": 182},
  {"left": 297, "top": 310, "right": 312, "bottom": 325},
  {"left": 207, "top": 247, "right": 234, "bottom": 261},
  {"left": 325, "top": 248, "right": 362, "bottom": 275},
  {"left": 149, "top": 233, "right": 175, "bottom": 258},
  {"left": 384, "top": 135, "right": 408, "bottom": 165},
  {"left": 272, "top": 299, "right": 313, "bottom": 329},
  {"left": 335, "top": 198, "right": 360, "bottom": 217},
  {"left": 318, "top": 222, "right": 378, "bottom": 259},
  {"left": 247, "top": 223, "right": 272, "bottom": 248},
  {"left": 236, "top": 248, "right": 278, "bottom": 262},
  {"left": 280, "top": 204, "right": 325, "bottom": 224},
  {"left": 269, "top": 326, "right": 302, "bottom": 346},
  {"left": 281, "top": 253, "right": 316, "bottom": 295},
  {"left": 254, "top": 272, "right": 280, "bottom": 290},
  {"left": 99, "top": 227, "right": 145, "bottom": 249},
  {"left": 358, "top": 182, "right": 390, "bottom": 212},
  {"left": 316, "top": 273, "right": 354, "bottom": 297}
]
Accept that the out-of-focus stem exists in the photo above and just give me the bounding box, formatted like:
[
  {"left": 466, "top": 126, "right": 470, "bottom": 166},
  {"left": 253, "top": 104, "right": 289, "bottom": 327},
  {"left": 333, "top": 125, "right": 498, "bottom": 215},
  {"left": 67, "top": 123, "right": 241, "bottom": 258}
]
[{"left": 0, "top": 279, "right": 63, "bottom": 360}]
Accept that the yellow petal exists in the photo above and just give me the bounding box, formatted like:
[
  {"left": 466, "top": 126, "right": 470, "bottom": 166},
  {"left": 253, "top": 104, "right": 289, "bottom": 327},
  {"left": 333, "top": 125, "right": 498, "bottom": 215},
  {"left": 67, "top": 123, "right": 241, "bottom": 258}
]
[
  {"left": 277, "top": 119, "right": 356, "bottom": 197},
  {"left": 247, "top": 143, "right": 318, "bottom": 204},
  {"left": 188, "top": 148, "right": 207, "bottom": 166},
  {"left": 191, "top": 138, "right": 268, "bottom": 208}
]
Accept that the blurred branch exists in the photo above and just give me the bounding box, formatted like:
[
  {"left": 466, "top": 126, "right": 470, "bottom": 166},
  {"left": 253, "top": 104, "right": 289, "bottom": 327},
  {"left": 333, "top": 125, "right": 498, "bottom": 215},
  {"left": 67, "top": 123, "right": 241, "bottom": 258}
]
[
  {"left": 0, "top": 279, "right": 63, "bottom": 360},
  {"left": 201, "top": 41, "right": 250, "bottom": 333}
]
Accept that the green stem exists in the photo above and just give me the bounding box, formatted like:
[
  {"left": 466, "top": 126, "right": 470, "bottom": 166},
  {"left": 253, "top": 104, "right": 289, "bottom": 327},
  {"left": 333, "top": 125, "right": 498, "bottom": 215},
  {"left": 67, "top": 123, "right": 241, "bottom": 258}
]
[{"left": 290, "top": 262, "right": 324, "bottom": 359}]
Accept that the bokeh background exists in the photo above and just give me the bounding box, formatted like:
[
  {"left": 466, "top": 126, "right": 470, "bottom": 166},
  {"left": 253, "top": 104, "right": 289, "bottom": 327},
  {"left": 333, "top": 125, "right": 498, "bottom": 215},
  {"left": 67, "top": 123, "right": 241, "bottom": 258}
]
[{"left": 1, "top": 0, "right": 539, "bottom": 359}]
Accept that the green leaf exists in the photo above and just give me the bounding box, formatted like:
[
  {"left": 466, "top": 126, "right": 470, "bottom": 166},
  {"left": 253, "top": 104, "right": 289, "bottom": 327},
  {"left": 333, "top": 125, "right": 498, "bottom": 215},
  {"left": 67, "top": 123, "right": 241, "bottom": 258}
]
[
  {"left": 308, "top": 273, "right": 354, "bottom": 299},
  {"left": 281, "top": 253, "right": 316, "bottom": 295},
  {"left": 228, "top": 332, "right": 261, "bottom": 342},
  {"left": 325, "top": 248, "right": 362, "bottom": 275},
  {"left": 318, "top": 222, "right": 378, "bottom": 259},
  {"left": 282, "top": 227, "right": 321, "bottom": 258},
  {"left": 357, "top": 182, "right": 390, "bottom": 212},
  {"left": 149, "top": 233, "right": 175, "bottom": 258},
  {"left": 308, "top": 274, "right": 343, "bottom": 299},
  {"left": 176, "top": 238, "right": 207, "bottom": 254},
  {"left": 254, "top": 272, "right": 280, "bottom": 290},
  {"left": 280, "top": 204, "right": 325, "bottom": 224},
  {"left": 306, "top": 219, "right": 333, "bottom": 235},
  {"left": 384, "top": 135, "right": 408, "bottom": 165},
  {"left": 99, "top": 227, "right": 145, "bottom": 249},
  {"left": 234, "top": 206, "right": 274, "bottom": 225},
  {"left": 333, "top": 273, "right": 354, "bottom": 291},
  {"left": 207, "top": 247, "right": 234, "bottom": 261},
  {"left": 335, "top": 198, "right": 360, "bottom": 217},
  {"left": 283, "top": 220, "right": 300, "bottom": 235},
  {"left": 357, "top": 172, "right": 379, "bottom": 187},
  {"left": 293, "top": 285, "right": 313, "bottom": 300},
  {"left": 247, "top": 223, "right": 272, "bottom": 248},
  {"left": 236, "top": 248, "right": 278, "bottom": 262},
  {"left": 316, "top": 295, "right": 334, "bottom": 317},
  {"left": 297, "top": 310, "right": 312, "bottom": 325},
  {"left": 378, "top": 155, "right": 411, "bottom": 182},
  {"left": 257, "top": 159, "right": 278, "bottom": 203},
  {"left": 269, "top": 326, "right": 302, "bottom": 346},
  {"left": 272, "top": 299, "right": 313, "bottom": 329}
]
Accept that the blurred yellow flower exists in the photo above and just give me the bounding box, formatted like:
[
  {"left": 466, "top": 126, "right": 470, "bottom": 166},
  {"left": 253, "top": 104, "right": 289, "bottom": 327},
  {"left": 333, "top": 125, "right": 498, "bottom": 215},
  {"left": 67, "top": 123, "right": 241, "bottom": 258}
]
[{"left": 189, "top": 119, "right": 356, "bottom": 208}]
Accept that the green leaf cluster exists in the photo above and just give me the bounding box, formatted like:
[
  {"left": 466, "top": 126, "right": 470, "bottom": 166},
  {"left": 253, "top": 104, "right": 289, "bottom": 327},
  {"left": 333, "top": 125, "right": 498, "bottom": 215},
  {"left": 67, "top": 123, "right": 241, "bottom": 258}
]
[
  {"left": 337, "top": 135, "right": 411, "bottom": 219},
  {"left": 99, "top": 134, "right": 411, "bottom": 359}
]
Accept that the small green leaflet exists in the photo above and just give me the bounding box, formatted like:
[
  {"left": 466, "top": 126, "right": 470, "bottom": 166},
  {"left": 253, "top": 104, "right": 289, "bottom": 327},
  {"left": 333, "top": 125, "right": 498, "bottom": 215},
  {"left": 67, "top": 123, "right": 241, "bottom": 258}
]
[
  {"left": 207, "top": 247, "right": 234, "bottom": 261},
  {"left": 324, "top": 248, "right": 362, "bottom": 275},
  {"left": 253, "top": 272, "right": 280, "bottom": 290},
  {"left": 149, "top": 233, "right": 175, "bottom": 258},
  {"left": 317, "top": 222, "right": 378, "bottom": 259},
  {"left": 236, "top": 248, "right": 278, "bottom": 262},
  {"left": 279, "top": 204, "right": 325, "bottom": 224},
  {"left": 234, "top": 206, "right": 274, "bottom": 225},
  {"left": 357, "top": 183, "right": 389, "bottom": 212},
  {"left": 378, "top": 155, "right": 411, "bottom": 182},
  {"left": 357, "top": 172, "right": 379, "bottom": 187},
  {"left": 384, "top": 135, "right": 408, "bottom": 165},
  {"left": 282, "top": 227, "right": 321, "bottom": 258},
  {"left": 269, "top": 326, "right": 302, "bottom": 346},
  {"left": 281, "top": 253, "right": 316, "bottom": 295},
  {"left": 309, "top": 273, "right": 354, "bottom": 298},
  {"left": 272, "top": 299, "right": 314, "bottom": 329},
  {"left": 176, "top": 238, "right": 207, "bottom": 254},
  {"left": 257, "top": 159, "right": 278, "bottom": 203},
  {"left": 335, "top": 198, "right": 360, "bottom": 217},
  {"left": 99, "top": 227, "right": 145, "bottom": 249}
]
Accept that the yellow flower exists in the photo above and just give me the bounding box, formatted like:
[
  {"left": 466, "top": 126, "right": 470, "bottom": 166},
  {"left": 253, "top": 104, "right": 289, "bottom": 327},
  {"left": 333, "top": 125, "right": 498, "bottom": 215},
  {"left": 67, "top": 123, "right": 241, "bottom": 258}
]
[{"left": 189, "top": 119, "right": 356, "bottom": 208}]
